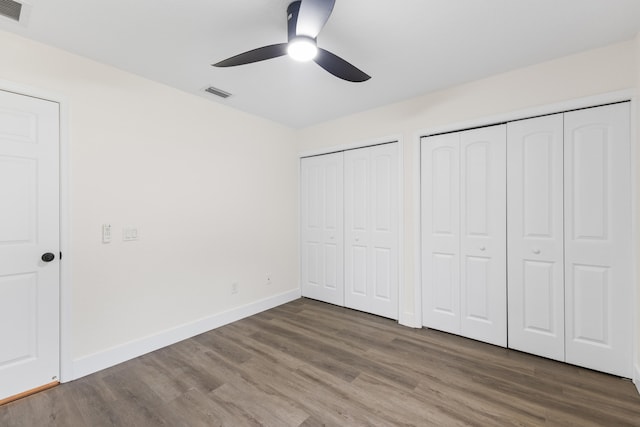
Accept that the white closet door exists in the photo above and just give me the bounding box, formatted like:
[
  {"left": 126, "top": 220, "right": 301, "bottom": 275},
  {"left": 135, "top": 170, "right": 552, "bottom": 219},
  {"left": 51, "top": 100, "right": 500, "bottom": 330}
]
[
  {"left": 564, "top": 103, "right": 632, "bottom": 377},
  {"left": 459, "top": 125, "right": 507, "bottom": 346},
  {"left": 345, "top": 143, "right": 399, "bottom": 319},
  {"left": 421, "top": 133, "right": 461, "bottom": 334},
  {"left": 300, "top": 153, "right": 344, "bottom": 306},
  {"left": 507, "top": 114, "right": 565, "bottom": 361}
]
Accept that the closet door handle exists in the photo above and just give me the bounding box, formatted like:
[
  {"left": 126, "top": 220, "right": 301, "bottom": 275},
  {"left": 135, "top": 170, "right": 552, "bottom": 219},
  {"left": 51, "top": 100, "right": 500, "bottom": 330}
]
[
  {"left": 479, "top": 246, "right": 486, "bottom": 251},
  {"left": 532, "top": 249, "right": 541, "bottom": 255}
]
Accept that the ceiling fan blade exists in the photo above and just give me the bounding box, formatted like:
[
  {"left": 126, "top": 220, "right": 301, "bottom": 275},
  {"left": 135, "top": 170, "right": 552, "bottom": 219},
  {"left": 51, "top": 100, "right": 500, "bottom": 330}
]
[
  {"left": 213, "top": 43, "right": 288, "bottom": 67},
  {"left": 314, "top": 48, "right": 371, "bottom": 82},
  {"left": 296, "top": 0, "right": 335, "bottom": 38}
]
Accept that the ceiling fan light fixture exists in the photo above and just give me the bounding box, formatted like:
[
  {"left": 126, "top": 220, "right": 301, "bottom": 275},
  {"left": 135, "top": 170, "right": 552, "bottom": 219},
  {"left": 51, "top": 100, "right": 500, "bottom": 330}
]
[
  {"left": 212, "top": 0, "right": 370, "bottom": 82},
  {"left": 287, "top": 36, "right": 318, "bottom": 62}
]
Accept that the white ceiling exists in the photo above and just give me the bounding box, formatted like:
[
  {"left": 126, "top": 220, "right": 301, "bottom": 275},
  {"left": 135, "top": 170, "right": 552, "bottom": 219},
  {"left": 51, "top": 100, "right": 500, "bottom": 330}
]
[{"left": 2, "top": 0, "right": 640, "bottom": 128}]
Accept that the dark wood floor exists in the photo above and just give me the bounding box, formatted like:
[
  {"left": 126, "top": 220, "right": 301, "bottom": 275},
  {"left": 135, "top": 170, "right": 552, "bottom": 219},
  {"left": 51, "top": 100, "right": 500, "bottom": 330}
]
[{"left": 1, "top": 298, "right": 639, "bottom": 426}]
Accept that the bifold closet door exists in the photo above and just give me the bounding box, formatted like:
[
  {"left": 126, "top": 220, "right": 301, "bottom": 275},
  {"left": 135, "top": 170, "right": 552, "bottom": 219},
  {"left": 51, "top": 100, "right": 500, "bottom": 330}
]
[
  {"left": 459, "top": 126, "right": 507, "bottom": 346},
  {"left": 507, "top": 114, "right": 565, "bottom": 361},
  {"left": 344, "top": 143, "right": 399, "bottom": 320},
  {"left": 422, "top": 125, "right": 507, "bottom": 346},
  {"left": 421, "top": 133, "right": 461, "bottom": 334},
  {"left": 300, "top": 153, "right": 344, "bottom": 306},
  {"left": 564, "top": 103, "right": 632, "bottom": 377}
]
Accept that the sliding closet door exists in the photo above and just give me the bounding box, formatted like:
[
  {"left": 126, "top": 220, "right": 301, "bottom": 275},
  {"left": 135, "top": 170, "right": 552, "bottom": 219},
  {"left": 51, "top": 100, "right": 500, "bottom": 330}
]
[
  {"left": 344, "top": 143, "right": 399, "bottom": 319},
  {"left": 421, "top": 133, "right": 461, "bottom": 334},
  {"left": 507, "top": 114, "right": 565, "bottom": 361},
  {"left": 564, "top": 103, "right": 632, "bottom": 377},
  {"left": 300, "top": 153, "right": 344, "bottom": 306},
  {"left": 459, "top": 126, "right": 507, "bottom": 346}
]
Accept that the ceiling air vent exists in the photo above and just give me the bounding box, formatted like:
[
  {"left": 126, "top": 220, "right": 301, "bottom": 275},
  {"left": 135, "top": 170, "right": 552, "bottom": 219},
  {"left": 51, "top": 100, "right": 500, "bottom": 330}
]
[
  {"left": 0, "top": 0, "right": 22, "bottom": 22},
  {"left": 205, "top": 86, "right": 232, "bottom": 99}
]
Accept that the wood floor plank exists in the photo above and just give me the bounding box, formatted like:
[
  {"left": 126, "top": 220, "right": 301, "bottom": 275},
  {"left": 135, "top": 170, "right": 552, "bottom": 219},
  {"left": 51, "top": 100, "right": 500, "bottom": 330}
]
[
  {"left": 237, "top": 359, "right": 369, "bottom": 426},
  {"left": 248, "top": 321, "right": 363, "bottom": 383},
  {"left": 360, "top": 349, "right": 545, "bottom": 426},
  {"left": 212, "top": 382, "right": 309, "bottom": 427},
  {"left": 0, "top": 383, "right": 87, "bottom": 427},
  {"left": 1, "top": 297, "right": 639, "bottom": 426}
]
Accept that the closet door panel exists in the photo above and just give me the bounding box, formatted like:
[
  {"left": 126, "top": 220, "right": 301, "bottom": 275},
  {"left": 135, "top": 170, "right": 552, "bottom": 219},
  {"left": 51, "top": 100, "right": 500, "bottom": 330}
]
[
  {"left": 301, "top": 153, "right": 344, "bottom": 305},
  {"left": 302, "top": 161, "right": 322, "bottom": 289},
  {"left": 507, "top": 114, "right": 564, "bottom": 361},
  {"left": 323, "top": 160, "right": 341, "bottom": 291},
  {"left": 460, "top": 125, "right": 507, "bottom": 346},
  {"left": 421, "top": 134, "right": 461, "bottom": 334},
  {"left": 370, "top": 144, "right": 398, "bottom": 318},
  {"left": 345, "top": 144, "right": 399, "bottom": 319},
  {"left": 564, "top": 103, "right": 632, "bottom": 377},
  {"left": 345, "top": 148, "right": 370, "bottom": 310}
]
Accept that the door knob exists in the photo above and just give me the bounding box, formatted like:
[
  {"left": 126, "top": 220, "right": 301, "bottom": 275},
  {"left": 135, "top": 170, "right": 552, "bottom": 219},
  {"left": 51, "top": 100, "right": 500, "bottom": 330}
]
[{"left": 41, "top": 252, "right": 55, "bottom": 262}]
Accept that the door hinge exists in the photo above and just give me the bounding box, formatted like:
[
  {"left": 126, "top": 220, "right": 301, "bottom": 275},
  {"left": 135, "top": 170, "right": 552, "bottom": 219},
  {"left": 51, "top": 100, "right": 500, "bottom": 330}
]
[{"left": 59, "top": 251, "right": 63, "bottom": 260}]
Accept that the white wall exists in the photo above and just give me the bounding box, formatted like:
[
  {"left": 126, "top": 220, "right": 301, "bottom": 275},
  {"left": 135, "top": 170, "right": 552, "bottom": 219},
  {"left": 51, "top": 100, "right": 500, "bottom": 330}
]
[
  {"left": 298, "top": 39, "right": 639, "bottom": 345},
  {"left": 0, "top": 30, "right": 299, "bottom": 374}
]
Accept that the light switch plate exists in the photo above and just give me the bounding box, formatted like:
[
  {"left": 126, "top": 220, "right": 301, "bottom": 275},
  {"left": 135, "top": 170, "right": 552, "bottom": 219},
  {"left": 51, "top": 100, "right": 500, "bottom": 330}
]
[{"left": 102, "top": 224, "right": 112, "bottom": 243}]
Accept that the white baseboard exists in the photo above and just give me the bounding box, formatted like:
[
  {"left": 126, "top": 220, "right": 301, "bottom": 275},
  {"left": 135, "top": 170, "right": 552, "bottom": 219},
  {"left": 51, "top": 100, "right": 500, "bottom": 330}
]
[
  {"left": 71, "top": 289, "right": 301, "bottom": 380},
  {"left": 634, "top": 364, "right": 640, "bottom": 396}
]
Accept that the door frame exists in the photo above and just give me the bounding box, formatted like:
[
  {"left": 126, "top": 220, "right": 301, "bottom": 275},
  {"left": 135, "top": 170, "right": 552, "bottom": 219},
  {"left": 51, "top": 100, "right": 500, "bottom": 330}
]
[
  {"left": 0, "top": 79, "right": 73, "bottom": 383},
  {"left": 299, "top": 134, "right": 405, "bottom": 324},
  {"left": 414, "top": 89, "right": 638, "bottom": 384}
]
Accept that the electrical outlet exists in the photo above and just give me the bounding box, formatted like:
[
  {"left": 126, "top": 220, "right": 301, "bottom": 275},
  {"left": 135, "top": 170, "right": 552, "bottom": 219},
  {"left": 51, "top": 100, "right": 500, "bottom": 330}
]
[{"left": 231, "top": 282, "right": 238, "bottom": 294}]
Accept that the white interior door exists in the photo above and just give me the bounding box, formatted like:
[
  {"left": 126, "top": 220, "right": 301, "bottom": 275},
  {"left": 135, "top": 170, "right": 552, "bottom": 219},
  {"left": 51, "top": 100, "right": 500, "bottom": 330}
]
[
  {"left": 0, "top": 90, "right": 60, "bottom": 401},
  {"left": 507, "top": 114, "right": 565, "bottom": 361},
  {"left": 459, "top": 125, "right": 507, "bottom": 346},
  {"left": 564, "top": 103, "right": 632, "bottom": 377},
  {"left": 300, "top": 153, "right": 344, "bottom": 306},
  {"left": 421, "top": 133, "right": 461, "bottom": 334},
  {"left": 344, "top": 143, "right": 399, "bottom": 319}
]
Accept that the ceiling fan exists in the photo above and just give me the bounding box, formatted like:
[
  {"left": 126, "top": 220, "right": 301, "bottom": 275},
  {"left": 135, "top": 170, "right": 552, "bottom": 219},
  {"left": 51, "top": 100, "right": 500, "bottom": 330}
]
[{"left": 212, "top": 0, "right": 370, "bottom": 82}]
